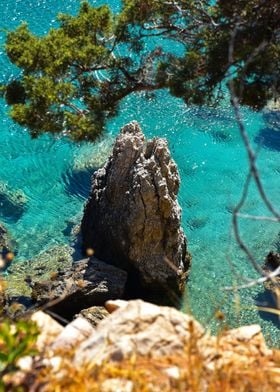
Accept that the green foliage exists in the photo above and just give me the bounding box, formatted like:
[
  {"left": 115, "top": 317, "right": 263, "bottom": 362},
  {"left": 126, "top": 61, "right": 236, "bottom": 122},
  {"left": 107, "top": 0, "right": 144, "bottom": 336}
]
[
  {"left": 0, "top": 318, "right": 39, "bottom": 388},
  {"left": 2, "top": 0, "right": 280, "bottom": 140}
]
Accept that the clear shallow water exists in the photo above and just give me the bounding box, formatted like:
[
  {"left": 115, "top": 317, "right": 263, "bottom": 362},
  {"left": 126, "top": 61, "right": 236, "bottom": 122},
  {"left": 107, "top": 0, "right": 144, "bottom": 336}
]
[{"left": 0, "top": 1, "right": 279, "bottom": 343}]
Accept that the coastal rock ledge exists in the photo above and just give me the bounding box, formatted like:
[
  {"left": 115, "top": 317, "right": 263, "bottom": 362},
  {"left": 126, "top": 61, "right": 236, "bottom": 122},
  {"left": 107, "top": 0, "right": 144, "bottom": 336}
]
[{"left": 81, "top": 121, "right": 191, "bottom": 304}]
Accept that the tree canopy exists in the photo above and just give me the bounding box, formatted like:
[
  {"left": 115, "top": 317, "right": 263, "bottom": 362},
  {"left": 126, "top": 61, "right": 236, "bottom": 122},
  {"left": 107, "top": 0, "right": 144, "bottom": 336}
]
[{"left": 1, "top": 0, "right": 279, "bottom": 140}]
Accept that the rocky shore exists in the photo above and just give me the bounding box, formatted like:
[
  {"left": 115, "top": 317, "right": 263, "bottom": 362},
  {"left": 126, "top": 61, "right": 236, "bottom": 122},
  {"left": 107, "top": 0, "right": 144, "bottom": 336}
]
[
  {"left": 5, "top": 299, "right": 280, "bottom": 391},
  {"left": 1, "top": 121, "right": 191, "bottom": 319},
  {"left": 1, "top": 123, "right": 280, "bottom": 390}
]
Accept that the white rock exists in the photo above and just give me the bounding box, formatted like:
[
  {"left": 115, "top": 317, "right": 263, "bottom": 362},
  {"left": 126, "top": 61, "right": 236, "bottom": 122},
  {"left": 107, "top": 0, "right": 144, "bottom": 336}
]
[
  {"left": 223, "top": 324, "right": 261, "bottom": 342},
  {"left": 105, "top": 299, "right": 128, "bottom": 313},
  {"left": 31, "top": 311, "right": 63, "bottom": 350},
  {"left": 101, "top": 378, "right": 134, "bottom": 392},
  {"left": 164, "top": 366, "right": 181, "bottom": 380},
  {"left": 17, "top": 356, "right": 33, "bottom": 372},
  {"left": 75, "top": 299, "right": 204, "bottom": 366},
  {"left": 52, "top": 317, "right": 94, "bottom": 350}
]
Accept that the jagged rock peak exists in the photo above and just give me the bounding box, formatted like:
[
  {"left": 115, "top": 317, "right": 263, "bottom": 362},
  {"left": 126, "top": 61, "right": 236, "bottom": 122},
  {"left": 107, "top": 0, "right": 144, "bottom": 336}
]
[{"left": 81, "top": 121, "right": 191, "bottom": 305}]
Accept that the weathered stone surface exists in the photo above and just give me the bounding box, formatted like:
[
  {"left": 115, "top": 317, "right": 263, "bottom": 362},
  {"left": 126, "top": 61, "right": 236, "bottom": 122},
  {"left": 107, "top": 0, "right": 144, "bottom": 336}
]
[
  {"left": 0, "top": 223, "right": 14, "bottom": 274},
  {"left": 81, "top": 121, "right": 191, "bottom": 304},
  {"left": 31, "top": 311, "right": 64, "bottom": 351},
  {"left": 52, "top": 317, "right": 94, "bottom": 350},
  {"left": 31, "top": 257, "right": 127, "bottom": 318},
  {"left": 75, "top": 300, "right": 270, "bottom": 372},
  {"left": 100, "top": 379, "right": 134, "bottom": 392},
  {"left": 75, "top": 306, "right": 109, "bottom": 327},
  {"left": 75, "top": 299, "right": 203, "bottom": 365},
  {"left": 206, "top": 324, "right": 271, "bottom": 370},
  {"left": 105, "top": 299, "right": 128, "bottom": 314},
  {"left": 5, "top": 244, "right": 73, "bottom": 303},
  {"left": 0, "top": 223, "right": 9, "bottom": 253}
]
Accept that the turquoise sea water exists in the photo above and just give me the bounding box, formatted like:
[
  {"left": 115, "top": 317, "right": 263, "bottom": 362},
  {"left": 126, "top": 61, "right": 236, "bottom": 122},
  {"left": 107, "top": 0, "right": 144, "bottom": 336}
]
[{"left": 0, "top": 1, "right": 279, "bottom": 343}]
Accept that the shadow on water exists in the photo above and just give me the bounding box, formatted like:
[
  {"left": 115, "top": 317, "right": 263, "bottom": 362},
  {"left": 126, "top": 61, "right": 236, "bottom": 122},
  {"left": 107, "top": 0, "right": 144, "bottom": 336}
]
[
  {"left": 0, "top": 195, "right": 26, "bottom": 222},
  {"left": 255, "top": 289, "right": 280, "bottom": 328},
  {"left": 263, "top": 111, "right": 280, "bottom": 131},
  {"left": 63, "top": 168, "right": 95, "bottom": 200},
  {"left": 255, "top": 128, "right": 280, "bottom": 152}
]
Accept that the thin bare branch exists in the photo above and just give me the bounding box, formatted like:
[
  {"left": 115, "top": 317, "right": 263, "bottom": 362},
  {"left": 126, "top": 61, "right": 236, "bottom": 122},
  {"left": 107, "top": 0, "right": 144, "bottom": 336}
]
[
  {"left": 236, "top": 213, "right": 280, "bottom": 222},
  {"left": 224, "top": 266, "right": 280, "bottom": 291},
  {"left": 224, "top": 23, "right": 280, "bottom": 288}
]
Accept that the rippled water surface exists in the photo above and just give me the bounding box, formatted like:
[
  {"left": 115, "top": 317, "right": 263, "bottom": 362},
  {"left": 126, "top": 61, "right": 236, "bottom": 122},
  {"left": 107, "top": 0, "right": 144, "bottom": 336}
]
[{"left": 0, "top": 0, "right": 279, "bottom": 343}]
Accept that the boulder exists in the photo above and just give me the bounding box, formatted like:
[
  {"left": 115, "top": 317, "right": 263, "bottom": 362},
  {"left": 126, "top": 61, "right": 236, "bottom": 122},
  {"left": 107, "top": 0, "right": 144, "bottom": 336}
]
[
  {"left": 75, "top": 299, "right": 204, "bottom": 365},
  {"left": 75, "top": 300, "right": 270, "bottom": 370},
  {"left": 52, "top": 317, "right": 94, "bottom": 350},
  {"left": 31, "top": 311, "right": 64, "bottom": 351},
  {"left": 100, "top": 379, "right": 134, "bottom": 392},
  {"left": 0, "top": 181, "right": 27, "bottom": 221},
  {"left": 31, "top": 257, "right": 127, "bottom": 319},
  {"left": 81, "top": 121, "right": 191, "bottom": 304}
]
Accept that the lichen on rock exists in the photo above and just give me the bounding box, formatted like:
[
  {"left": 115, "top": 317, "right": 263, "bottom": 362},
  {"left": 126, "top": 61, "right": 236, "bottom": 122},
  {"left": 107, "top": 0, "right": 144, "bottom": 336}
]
[
  {"left": 81, "top": 121, "right": 191, "bottom": 304},
  {"left": 31, "top": 257, "right": 127, "bottom": 319}
]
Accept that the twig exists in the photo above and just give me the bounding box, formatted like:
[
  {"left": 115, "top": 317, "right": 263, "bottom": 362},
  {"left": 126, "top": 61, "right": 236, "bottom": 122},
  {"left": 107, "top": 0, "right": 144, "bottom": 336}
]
[
  {"left": 224, "top": 266, "right": 280, "bottom": 291},
  {"left": 236, "top": 213, "right": 280, "bottom": 222},
  {"left": 224, "top": 23, "right": 280, "bottom": 288}
]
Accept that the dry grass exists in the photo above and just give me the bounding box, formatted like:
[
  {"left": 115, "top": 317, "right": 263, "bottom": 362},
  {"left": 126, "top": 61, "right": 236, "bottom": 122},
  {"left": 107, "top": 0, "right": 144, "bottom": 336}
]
[{"left": 33, "top": 326, "right": 280, "bottom": 392}]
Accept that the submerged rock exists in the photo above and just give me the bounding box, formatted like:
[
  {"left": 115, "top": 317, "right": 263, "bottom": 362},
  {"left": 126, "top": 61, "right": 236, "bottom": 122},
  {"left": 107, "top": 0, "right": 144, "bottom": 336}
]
[
  {"left": 4, "top": 244, "right": 74, "bottom": 304},
  {"left": 0, "top": 223, "right": 10, "bottom": 255},
  {"left": 81, "top": 121, "right": 191, "bottom": 304},
  {"left": 263, "top": 251, "right": 280, "bottom": 294},
  {"left": 73, "top": 136, "right": 114, "bottom": 172},
  {"left": 0, "top": 181, "right": 27, "bottom": 221},
  {"left": 265, "top": 251, "right": 280, "bottom": 270},
  {"left": 0, "top": 223, "right": 15, "bottom": 272},
  {"left": 31, "top": 257, "right": 127, "bottom": 319}
]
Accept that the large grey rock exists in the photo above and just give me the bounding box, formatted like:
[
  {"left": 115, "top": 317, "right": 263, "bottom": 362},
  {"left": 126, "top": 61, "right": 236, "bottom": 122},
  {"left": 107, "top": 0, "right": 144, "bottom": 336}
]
[
  {"left": 31, "top": 311, "right": 64, "bottom": 350},
  {"left": 75, "top": 299, "right": 204, "bottom": 365},
  {"left": 81, "top": 121, "right": 191, "bottom": 304},
  {"left": 75, "top": 300, "right": 269, "bottom": 370},
  {"left": 31, "top": 257, "right": 127, "bottom": 318},
  {"left": 52, "top": 316, "right": 94, "bottom": 350}
]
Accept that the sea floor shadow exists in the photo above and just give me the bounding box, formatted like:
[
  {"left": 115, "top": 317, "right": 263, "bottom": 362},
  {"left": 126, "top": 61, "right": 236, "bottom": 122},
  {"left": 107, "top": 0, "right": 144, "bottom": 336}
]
[
  {"left": 63, "top": 168, "right": 94, "bottom": 200},
  {"left": 255, "top": 289, "right": 280, "bottom": 328},
  {"left": 254, "top": 128, "right": 280, "bottom": 152},
  {"left": 263, "top": 111, "right": 280, "bottom": 131}
]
